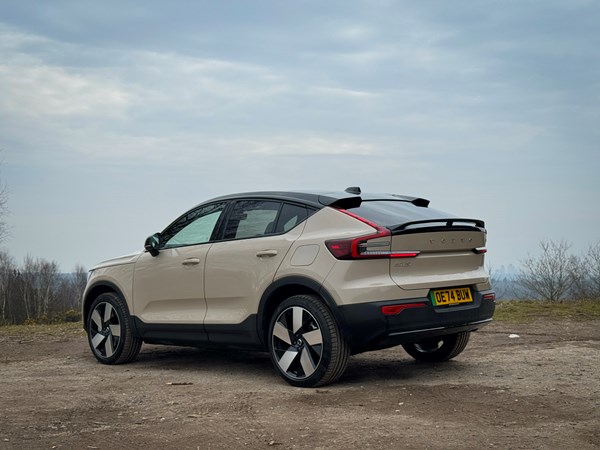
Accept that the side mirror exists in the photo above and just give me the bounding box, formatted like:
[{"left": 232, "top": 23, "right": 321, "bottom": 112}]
[{"left": 144, "top": 232, "right": 161, "bottom": 257}]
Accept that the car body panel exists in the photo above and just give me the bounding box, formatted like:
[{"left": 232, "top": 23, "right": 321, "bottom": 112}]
[
  {"left": 132, "top": 244, "right": 211, "bottom": 323},
  {"left": 204, "top": 223, "right": 305, "bottom": 325},
  {"left": 389, "top": 229, "right": 487, "bottom": 290},
  {"left": 84, "top": 262, "right": 136, "bottom": 313}
]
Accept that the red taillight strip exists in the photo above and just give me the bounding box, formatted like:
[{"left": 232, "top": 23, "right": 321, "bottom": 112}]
[
  {"left": 473, "top": 247, "right": 487, "bottom": 254},
  {"left": 482, "top": 293, "right": 496, "bottom": 301},
  {"left": 390, "top": 251, "right": 420, "bottom": 258},
  {"left": 381, "top": 302, "right": 427, "bottom": 316},
  {"left": 326, "top": 209, "right": 420, "bottom": 260}
]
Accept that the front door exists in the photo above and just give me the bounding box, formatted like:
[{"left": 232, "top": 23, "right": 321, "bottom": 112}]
[{"left": 132, "top": 202, "right": 226, "bottom": 324}]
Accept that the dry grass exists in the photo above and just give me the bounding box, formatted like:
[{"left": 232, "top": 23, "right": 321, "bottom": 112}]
[{"left": 494, "top": 299, "right": 600, "bottom": 323}]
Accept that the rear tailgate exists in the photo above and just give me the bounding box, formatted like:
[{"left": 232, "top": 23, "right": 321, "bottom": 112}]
[{"left": 389, "top": 219, "right": 488, "bottom": 290}]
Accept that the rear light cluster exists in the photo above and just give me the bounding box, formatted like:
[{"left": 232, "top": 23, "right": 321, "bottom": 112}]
[
  {"left": 381, "top": 302, "right": 426, "bottom": 316},
  {"left": 325, "top": 209, "right": 420, "bottom": 260}
]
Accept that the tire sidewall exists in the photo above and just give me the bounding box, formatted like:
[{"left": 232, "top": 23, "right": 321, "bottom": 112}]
[
  {"left": 403, "top": 332, "right": 469, "bottom": 362},
  {"left": 87, "top": 292, "right": 128, "bottom": 364},
  {"left": 268, "top": 295, "right": 336, "bottom": 388}
]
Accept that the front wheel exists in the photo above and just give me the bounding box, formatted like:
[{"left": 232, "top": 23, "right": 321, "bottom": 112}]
[
  {"left": 86, "top": 292, "right": 142, "bottom": 364},
  {"left": 402, "top": 332, "right": 470, "bottom": 362},
  {"left": 268, "top": 295, "right": 349, "bottom": 388}
]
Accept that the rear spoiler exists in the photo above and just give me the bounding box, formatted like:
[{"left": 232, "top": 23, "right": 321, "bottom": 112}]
[
  {"left": 391, "top": 218, "right": 485, "bottom": 235},
  {"left": 319, "top": 194, "right": 430, "bottom": 210}
]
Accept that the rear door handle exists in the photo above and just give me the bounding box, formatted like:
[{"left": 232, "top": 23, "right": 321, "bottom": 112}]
[
  {"left": 182, "top": 258, "right": 201, "bottom": 266},
  {"left": 256, "top": 250, "right": 278, "bottom": 257}
]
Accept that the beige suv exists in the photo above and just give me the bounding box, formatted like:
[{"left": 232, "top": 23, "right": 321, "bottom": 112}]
[{"left": 83, "top": 188, "right": 495, "bottom": 387}]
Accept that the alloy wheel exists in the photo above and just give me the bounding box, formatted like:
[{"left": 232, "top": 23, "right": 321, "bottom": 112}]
[
  {"left": 271, "top": 306, "right": 324, "bottom": 380},
  {"left": 89, "top": 301, "right": 122, "bottom": 359}
]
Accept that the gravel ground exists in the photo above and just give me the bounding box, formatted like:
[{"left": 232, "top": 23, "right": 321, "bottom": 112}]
[{"left": 0, "top": 319, "right": 598, "bottom": 450}]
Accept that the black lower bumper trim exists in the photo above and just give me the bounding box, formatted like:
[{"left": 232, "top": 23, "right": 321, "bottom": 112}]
[{"left": 339, "top": 290, "right": 495, "bottom": 354}]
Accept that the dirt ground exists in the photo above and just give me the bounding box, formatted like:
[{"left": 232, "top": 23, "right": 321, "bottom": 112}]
[{"left": 0, "top": 319, "right": 598, "bottom": 450}]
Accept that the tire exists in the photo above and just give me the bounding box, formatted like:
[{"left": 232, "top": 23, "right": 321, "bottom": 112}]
[
  {"left": 86, "top": 292, "right": 142, "bottom": 365},
  {"left": 268, "top": 294, "right": 350, "bottom": 388},
  {"left": 402, "top": 332, "right": 470, "bottom": 363}
]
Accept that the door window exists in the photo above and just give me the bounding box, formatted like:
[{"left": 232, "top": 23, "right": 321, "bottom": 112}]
[
  {"left": 162, "top": 202, "right": 225, "bottom": 248},
  {"left": 223, "top": 200, "right": 282, "bottom": 240}
]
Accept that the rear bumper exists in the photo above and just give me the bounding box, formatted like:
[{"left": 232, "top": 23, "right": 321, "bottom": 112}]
[{"left": 339, "top": 289, "right": 495, "bottom": 354}]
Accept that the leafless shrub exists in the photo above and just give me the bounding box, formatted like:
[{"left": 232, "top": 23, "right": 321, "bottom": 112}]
[
  {"left": 570, "top": 242, "right": 600, "bottom": 300},
  {"left": 518, "top": 240, "right": 576, "bottom": 301}
]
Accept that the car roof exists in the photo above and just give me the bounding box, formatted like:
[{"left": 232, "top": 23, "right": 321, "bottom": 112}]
[{"left": 209, "top": 188, "right": 430, "bottom": 209}]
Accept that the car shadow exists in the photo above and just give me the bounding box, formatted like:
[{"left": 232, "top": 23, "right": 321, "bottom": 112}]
[{"left": 129, "top": 344, "right": 472, "bottom": 387}]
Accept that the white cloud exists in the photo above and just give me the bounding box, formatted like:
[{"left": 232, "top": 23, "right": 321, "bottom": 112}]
[
  {"left": 0, "top": 63, "right": 132, "bottom": 118},
  {"left": 229, "top": 135, "right": 379, "bottom": 157}
]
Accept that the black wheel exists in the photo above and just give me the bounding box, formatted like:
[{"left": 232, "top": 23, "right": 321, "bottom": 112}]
[
  {"left": 86, "top": 292, "right": 142, "bottom": 364},
  {"left": 268, "top": 294, "right": 349, "bottom": 388},
  {"left": 402, "top": 332, "right": 470, "bottom": 362}
]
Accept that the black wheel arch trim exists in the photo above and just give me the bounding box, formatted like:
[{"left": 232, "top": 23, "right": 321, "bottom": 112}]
[
  {"left": 257, "top": 275, "right": 348, "bottom": 347},
  {"left": 82, "top": 281, "right": 130, "bottom": 331}
]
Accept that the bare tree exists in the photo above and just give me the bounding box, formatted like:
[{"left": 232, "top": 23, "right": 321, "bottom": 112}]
[
  {"left": 570, "top": 242, "right": 600, "bottom": 300},
  {"left": 0, "top": 250, "right": 16, "bottom": 323},
  {"left": 57, "top": 263, "right": 87, "bottom": 311},
  {"left": 518, "top": 240, "right": 575, "bottom": 301},
  {"left": 587, "top": 243, "right": 600, "bottom": 299},
  {"left": 0, "top": 159, "right": 8, "bottom": 243},
  {"left": 17, "top": 255, "right": 60, "bottom": 321}
]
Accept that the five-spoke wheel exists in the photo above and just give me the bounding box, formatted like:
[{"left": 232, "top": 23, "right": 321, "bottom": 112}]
[
  {"left": 272, "top": 305, "right": 324, "bottom": 380},
  {"left": 269, "top": 295, "right": 349, "bottom": 387},
  {"left": 86, "top": 292, "right": 142, "bottom": 364},
  {"left": 89, "top": 301, "right": 122, "bottom": 359}
]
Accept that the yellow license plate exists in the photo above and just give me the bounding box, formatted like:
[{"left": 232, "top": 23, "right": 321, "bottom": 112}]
[{"left": 430, "top": 287, "right": 473, "bottom": 306}]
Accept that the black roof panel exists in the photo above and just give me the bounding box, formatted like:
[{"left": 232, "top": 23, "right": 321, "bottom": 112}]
[{"left": 208, "top": 189, "right": 430, "bottom": 209}]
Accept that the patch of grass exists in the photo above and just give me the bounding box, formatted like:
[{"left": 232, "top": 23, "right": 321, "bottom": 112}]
[
  {"left": 494, "top": 299, "right": 600, "bottom": 323},
  {"left": 0, "top": 321, "right": 84, "bottom": 337}
]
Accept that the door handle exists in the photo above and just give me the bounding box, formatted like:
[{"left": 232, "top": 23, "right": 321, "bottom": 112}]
[
  {"left": 182, "top": 258, "right": 201, "bottom": 266},
  {"left": 256, "top": 250, "right": 278, "bottom": 257}
]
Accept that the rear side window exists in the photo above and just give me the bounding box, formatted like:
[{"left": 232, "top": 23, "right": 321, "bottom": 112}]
[
  {"left": 275, "top": 204, "right": 309, "bottom": 233},
  {"left": 223, "top": 200, "right": 281, "bottom": 239},
  {"left": 347, "top": 201, "right": 452, "bottom": 227}
]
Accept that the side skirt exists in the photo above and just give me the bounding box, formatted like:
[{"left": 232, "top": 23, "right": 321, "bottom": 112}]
[{"left": 133, "top": 315, "right": 264, "bottom": 351}]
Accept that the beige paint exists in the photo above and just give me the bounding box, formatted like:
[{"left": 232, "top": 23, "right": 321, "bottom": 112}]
[
  {"left": 84, "top": 204, "right": 492, "bottom": 327},
  {"left": 85, "top": 261, "right": 137, "bottom": 311},
  {"left": 390, "top": 230, "right": 487, "bottom": 290},
  {"left": 132, "top": 245, "right": 211, "bottom": 323},
  {"left": 203, "top": 222, "right": 305, "bottom": 325}
]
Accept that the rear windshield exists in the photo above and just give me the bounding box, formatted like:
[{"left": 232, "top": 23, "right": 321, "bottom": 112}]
[{"left": 346, "top": 200, "right": 454, "bottom": 227}]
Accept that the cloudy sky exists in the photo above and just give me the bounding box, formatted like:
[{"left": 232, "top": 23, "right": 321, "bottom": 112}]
[{"left": 1, "top": 0, "right": 598, "bottom": 272}]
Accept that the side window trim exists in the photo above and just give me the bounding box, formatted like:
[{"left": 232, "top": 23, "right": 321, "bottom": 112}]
[
  {"left": 211, "top": 200, "right": 234, "bottom": 242},
  {"left": 212, "top": 199, "right": 317, "bottom": 242}
]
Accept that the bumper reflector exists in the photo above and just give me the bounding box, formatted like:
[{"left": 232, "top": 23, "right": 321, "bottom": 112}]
[
  {"left": 482, "top": 293, "right": 496, "bottom": 301},
  {"left": 381, "top": 302, "right": 427, "bottom": 316}
]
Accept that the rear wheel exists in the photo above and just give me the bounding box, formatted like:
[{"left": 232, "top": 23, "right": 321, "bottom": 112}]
[
  {"left": 402, "top": 332, "right": 470, "bottom": 362},
  {"left": 86, "top": 292, "right": 142, "bottom": 364},
  {"left": 268, "top": 294, "right": 349, "bottom": 387}
]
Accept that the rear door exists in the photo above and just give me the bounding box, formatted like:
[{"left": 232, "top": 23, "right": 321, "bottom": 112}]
[{"left": 203, "top": 201, "right": 307, "bottom": 332}]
